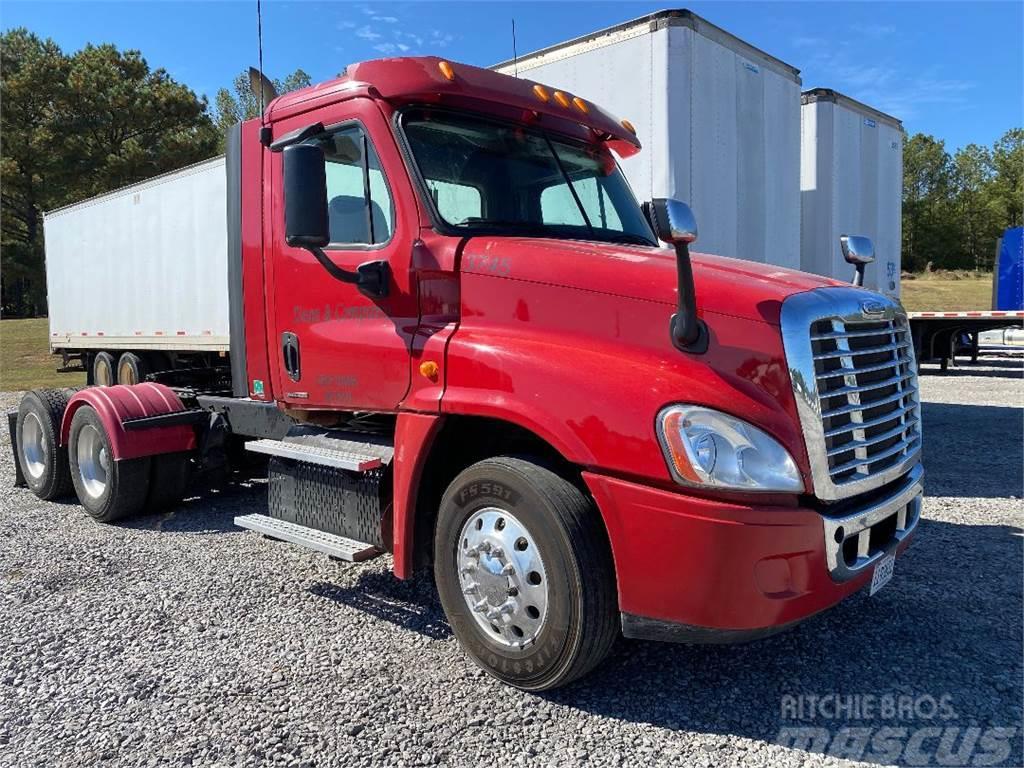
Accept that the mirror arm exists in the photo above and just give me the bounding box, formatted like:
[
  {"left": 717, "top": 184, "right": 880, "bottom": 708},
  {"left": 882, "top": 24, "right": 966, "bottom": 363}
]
[
  {"left": 300, "top": 244, "right": 390, "bottom": 298},
  {"left": 852, "top": 262, "right": 866, "bottom": 287},
  {"left": 669, "top": 241, "right": 709, "bottom": 353}
]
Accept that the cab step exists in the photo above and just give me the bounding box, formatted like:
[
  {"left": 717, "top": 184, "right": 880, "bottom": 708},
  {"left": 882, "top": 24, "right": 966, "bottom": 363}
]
[
  {"left": 244, "top": 438, "right": 383, "bottom": 472},
  {"left": 234, "top": 513, "right": 381, "bottom": 562}
]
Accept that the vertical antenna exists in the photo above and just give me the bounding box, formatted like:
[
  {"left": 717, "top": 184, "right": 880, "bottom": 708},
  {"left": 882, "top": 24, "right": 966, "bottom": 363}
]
[
  {"left": 511, "top": 18, "right": 518, "bottom": 77},
  {"left": 257, "top": 0, "right": 266, "bottom": 119}
]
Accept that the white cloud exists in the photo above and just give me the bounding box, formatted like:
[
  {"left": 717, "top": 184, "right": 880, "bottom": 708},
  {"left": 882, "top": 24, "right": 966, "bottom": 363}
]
[
  {"left": 356, "top": 25, "right": 382, "bottom": 41},
  {"left": 372, "top": 15, "right": 398, "bottom": 23},
  {"left": 373, "top": 42, "right": 411, "bottom": 55},
  {"left": 338, "top": 20, "right": 356, "bottom": 30}
]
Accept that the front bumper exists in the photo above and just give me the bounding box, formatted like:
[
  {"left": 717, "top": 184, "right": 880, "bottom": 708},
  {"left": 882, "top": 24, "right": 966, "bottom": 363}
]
[{"left": 583, "top": 464, "right": 923, "bottom": 643}]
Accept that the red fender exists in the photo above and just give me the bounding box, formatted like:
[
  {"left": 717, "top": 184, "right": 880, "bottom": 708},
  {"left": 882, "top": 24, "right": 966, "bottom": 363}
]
[
  {"left": 60, "top": 383, "right": 197, "bottom": 461},
  {"left": 391, "top": 411, "right": 443, "bottom": 579}
]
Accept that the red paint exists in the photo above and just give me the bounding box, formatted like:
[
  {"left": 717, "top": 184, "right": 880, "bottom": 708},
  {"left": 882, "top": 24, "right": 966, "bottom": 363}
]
[
  {"left": 61, "top": 383, "right": 196, "bottom": 461},
  {"left": 391, "top": 412, "right": 444, "bottom": 579},
  {"left": 584, "top": 472, "right": 915, "bottom": 629}
]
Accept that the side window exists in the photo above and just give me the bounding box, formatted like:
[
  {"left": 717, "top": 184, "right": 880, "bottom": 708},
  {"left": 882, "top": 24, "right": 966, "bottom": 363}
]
[
  {"left": 540, "top": 176, "right": 622, "bottom": 230},
  {"left": 425, "top": 179, "right": 482, "bottom": 224},
  {"left": 312, "top": 125, "right": 394, "bottom": 246}
]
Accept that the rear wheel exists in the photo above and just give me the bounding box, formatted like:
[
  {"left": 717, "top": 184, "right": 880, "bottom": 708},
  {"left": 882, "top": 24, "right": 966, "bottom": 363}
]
[
  {"left": 434, "top": 456, "right": 618, "bottom": 691},
  {"left": 68, "top": 406, "right": 151, "bottom": 522},
  {"left": 92, "top": 352, "right": 115, "bottom": 387},
  {"left": 16, "top": 389, "right": 74, "bottom": 500},
  {"left": 116, "top": 352, "right": 149, "bottom": 385}
]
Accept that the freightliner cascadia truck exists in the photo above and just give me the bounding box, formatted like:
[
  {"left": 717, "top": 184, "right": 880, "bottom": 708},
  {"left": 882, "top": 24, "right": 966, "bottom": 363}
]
[{"left": 11, "top": 57, "right": 924, "bottom": 690}]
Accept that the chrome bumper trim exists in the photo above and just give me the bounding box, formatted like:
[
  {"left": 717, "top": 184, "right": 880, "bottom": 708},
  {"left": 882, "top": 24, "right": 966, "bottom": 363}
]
[{"left": 822, "top": 464, "right": 924, "bottom": 582}]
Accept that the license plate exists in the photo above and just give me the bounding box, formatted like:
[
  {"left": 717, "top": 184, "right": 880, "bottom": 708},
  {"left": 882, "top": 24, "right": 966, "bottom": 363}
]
[{"left": 869, "top": 553, "right": 895, "bottom": 595}]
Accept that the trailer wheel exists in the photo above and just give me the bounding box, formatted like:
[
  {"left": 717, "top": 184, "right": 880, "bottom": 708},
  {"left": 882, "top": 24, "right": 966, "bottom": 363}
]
[
  {"left": 92, "top": 352, "right": 115, "bottom": 387},
  {"left": 116, "top": 352, "right": 149, "bottom": 385},
  {"left": 147, "top": 453, "right": 191, "bottom": 511},
  {"left": 434, "top": 456, "right": 618, "bottom": 691},
  {"left": 15, "top": 389, "right": 74, "bottom": 500},
  {"left": 68, "top": 405, "right": 151, "bottom": 523}
]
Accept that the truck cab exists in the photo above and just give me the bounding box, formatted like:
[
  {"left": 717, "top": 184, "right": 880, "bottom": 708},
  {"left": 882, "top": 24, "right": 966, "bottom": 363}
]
[{"left": 14, "top": 57, "right": 923, "bottom": 691}]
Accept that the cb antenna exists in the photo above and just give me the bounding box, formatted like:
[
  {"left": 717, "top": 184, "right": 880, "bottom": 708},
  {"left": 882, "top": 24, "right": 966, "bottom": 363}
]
[
  {"left": 249, "top": 0, "right": 278, "bottom": 124},
  {"left": 511, "top": 18, "right": 518, "bottom": 77}
]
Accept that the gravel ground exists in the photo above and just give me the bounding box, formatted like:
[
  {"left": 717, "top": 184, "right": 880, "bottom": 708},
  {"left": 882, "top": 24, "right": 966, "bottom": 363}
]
[{"left": 0, "top": 357, "right": 1021, "bottom": 768}]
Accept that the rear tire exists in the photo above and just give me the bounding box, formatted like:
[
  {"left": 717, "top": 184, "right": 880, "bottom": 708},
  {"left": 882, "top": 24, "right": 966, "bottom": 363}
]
[
  {"left": 68, "top": 406, "right": 151, "bottom": 522},
  {"left": 116, "top": 352, "right": 149, "bottom": 385},
  {"left": 92, "top": 352, "right": 115, "bottom": 387},
  {"left": 434, "top": 456, "right": 618, "bottom": 691},
  {"left": 16, "top": 389, "right": 74, "bottom": 500}
]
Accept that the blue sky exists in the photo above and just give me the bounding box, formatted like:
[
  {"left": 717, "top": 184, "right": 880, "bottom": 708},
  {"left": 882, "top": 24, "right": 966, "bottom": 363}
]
[{"left": 3, "top": 1, "right": 1021, "bottom": 151}]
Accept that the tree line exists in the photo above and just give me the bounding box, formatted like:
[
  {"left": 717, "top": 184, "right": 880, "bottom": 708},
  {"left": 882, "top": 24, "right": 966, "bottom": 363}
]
[{"left": 1, "top": 29, "right": 1022, "bottom": 316}]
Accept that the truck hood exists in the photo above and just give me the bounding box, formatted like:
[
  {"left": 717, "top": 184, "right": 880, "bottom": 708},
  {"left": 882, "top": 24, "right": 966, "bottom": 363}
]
[{"left": 461, "top": 237, "right": 846, "bottom": 325}]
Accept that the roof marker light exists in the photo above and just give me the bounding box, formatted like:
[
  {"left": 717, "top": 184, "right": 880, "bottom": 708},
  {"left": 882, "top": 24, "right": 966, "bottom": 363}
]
[
  {"left": 532, "top": 84, "right": 549, "bottom": 102},
  {"left": 621, "top": 118, "right": 637, "bottom": 135},
  {"left": 572, "top": 96, "right": 589, "bottom": 114},
  {"left": 553, "top": 90, "right": 571, "bottom": 108},
  {"left": 438, "top": 61, "right": 455, "bottom": 81}
]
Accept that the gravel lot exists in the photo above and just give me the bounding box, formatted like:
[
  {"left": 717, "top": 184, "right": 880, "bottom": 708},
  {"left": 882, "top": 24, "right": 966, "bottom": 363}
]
[{"left": 1, "top": 358, "right": 1021, "bottom": 768}]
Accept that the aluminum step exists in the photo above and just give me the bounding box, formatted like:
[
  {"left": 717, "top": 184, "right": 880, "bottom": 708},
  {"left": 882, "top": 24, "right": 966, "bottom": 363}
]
[
  {"left": 234, "top": 514, "right": 381, "bottom": 562},
  {"left": 244, "top": 438, "right": 382, "bottom": 471}
]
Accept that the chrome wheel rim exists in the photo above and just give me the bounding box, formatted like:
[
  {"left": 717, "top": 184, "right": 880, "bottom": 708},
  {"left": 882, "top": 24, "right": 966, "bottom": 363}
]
[
  {"left": 457, "top": 506, "right": 549, "bottom": 649},
  {"left": 76, "top": 424, "right": 109, "bottom": 499},
  {"left": 21, "top": 412, "right": 47, "bottom": 480}
]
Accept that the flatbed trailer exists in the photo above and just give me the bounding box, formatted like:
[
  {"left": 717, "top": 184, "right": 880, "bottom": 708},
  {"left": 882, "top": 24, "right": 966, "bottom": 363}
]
[{"left": 908, "top": 311, "right": 1024, "bottom": 369}]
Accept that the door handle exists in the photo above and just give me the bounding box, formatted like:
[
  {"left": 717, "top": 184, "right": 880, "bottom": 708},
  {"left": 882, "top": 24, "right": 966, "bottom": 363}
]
[{"left": 281, "top": 331, "right": 301, "bottom": 382}]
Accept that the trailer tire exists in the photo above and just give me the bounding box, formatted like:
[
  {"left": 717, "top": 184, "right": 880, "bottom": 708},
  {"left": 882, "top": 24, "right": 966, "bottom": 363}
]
[
  {"left": 147, "top": 453, "right": 191, "bottom": 511},
  {"left": 68, "top": 405, "right": 151, "bottom": 523},
  {"left": 434, "top": 456, "right": 618, "bottom": 691},
  {"left": 16, "top": 389, "right": 74, "bottom": 500},
  {"left": 92, "top": 352, "right": 116, "bottom": 387},
  {"left": 116, "top": 352, "right": 149, "bottom": 385}
]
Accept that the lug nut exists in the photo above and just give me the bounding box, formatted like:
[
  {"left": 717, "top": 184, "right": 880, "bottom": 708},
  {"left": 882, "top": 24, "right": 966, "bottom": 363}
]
[
  {"left": 462, "top": 582, "right": 479, "bottom": 595},
  {"left": 507, "top": 586, "right": 519, "bottom": 597},
  {"left": 472, "top": 599, "right": 489, "bottom": 613},
  {"left": 501, "top": 563, "right": 516, "bottom": 576},
  {"left": 490, "top": 547, "right": 505, "bottom": 559}
]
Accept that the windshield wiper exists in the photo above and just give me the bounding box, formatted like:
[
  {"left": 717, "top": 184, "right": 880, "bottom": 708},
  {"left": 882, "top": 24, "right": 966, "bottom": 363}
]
[{"left": 601, "top": 232, "right": 657, "bottom": 247}]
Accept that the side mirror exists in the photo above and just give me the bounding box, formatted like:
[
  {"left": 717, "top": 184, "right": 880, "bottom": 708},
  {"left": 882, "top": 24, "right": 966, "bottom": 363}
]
[
  {"left": 647, "top": 198, "right": 698, "bottom": 245},
  {"left": 283, "top": 143, "right": 329, "bottom": 248},
  {"left": 841, "top": 235, "right": 875, "bottom": 287}
]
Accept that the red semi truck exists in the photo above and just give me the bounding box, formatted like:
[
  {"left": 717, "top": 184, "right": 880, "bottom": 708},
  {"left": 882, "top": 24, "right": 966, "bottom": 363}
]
[{"left": 11, "top": 58, "right": 923, "bottom": 690}]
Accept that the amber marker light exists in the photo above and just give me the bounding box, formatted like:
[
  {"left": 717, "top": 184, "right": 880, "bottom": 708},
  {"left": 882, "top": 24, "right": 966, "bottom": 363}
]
[
  {"left": 438, "top": 61, "right": 455, "bottom": 81},
  {"left": 553, "top": 90, "right": 571, "bottom": 108},
  {"left": 621, "top": 119, "right": 637, "bottom": 135},
  {"left": 419, "top": 361, "right": 440, "bottom": 381},
  {"left": 532, "top": 84, "right": 550, "bottom": 102},
  {"left": 572, "top": 96, "right": 589, "bottom": 113}
]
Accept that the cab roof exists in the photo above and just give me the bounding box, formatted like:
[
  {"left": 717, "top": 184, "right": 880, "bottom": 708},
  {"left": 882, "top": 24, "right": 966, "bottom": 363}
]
[{"left": 266, "top": 56, "right": 641, "bottom": 158}]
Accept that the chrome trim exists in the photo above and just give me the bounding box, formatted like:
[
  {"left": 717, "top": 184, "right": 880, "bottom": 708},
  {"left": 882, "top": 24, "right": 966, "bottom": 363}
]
[
  {"left": 822, "top": 464, "right": 923, "bottom": 582},
  {"left": 781, "top": 287, "right": 923, "bottom": 501}
]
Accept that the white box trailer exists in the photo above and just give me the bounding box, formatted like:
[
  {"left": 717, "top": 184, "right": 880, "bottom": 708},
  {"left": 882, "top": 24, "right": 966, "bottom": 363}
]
[
  {"left": 493, "top": 9, "right": 803, "bottom": 269},
  {"left": 44, "top": 156, "right": 230, "bottom": 354},
  {"left": 800, "top": 88, "right": 904, "bottom": 299}
]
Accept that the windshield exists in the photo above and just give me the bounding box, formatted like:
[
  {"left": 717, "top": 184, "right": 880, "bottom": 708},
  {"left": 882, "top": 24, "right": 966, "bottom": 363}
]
[{"left": 400, "top": 109, "right": 656, "bottom": 246}]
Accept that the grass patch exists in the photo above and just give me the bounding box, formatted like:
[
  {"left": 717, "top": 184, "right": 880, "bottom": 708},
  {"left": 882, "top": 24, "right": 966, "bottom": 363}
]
[
  {"left": 0, "top": 318, "right": 86, "bottom": 392},
  {"left": 900, "top": 273, "right": 994, "bottom": 312}
]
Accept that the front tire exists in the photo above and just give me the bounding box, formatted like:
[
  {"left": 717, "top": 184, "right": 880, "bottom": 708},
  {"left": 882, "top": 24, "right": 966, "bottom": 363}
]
[
  {"left": 68, "top": 406, "right": 151, "bottom": 522},
  {"left": 434, "top": 456, "right": 618, "bottom": 691}
]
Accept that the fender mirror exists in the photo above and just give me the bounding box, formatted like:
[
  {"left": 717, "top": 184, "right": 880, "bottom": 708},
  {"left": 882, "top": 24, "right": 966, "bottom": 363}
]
[
  {"left": 646, "top": 199, "right": 707, "bottom": 353},
  {"left": 841, "top": 235, "right": 875, "bottom": 287}
]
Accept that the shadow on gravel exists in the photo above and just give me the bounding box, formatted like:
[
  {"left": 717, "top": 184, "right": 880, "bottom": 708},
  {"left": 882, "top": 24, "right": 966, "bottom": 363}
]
[
  {"left": 922, "top": 402, "right": 1023, "bottom": 498},
  {"left": 539, "top": 516, "right": 1023, "bottom": 766},
  {"left": 919, "top": 358, "right": 1023, "bottom": 378},
  {"left": 119, "top": 478, "right": 268, "bottom": 534},
  {"left": 309, "top": 572, "right": 452, "bottom": 641}
]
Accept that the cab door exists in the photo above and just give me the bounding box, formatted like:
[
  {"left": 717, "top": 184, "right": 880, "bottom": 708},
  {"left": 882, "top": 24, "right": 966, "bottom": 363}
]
[{"left": 267, "top": 99, "right": 419, "bottom": 411}]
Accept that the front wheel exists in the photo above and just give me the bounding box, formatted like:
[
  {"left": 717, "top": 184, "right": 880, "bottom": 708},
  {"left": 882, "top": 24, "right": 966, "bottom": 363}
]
[{"left": 434, "top": 456, "right": 618, "bottom": 691}]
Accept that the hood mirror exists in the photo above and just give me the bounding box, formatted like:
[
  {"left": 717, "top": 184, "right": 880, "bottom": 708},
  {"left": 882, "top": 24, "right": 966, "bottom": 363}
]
[
  {"left": 645, "top": 198, "right": 707, "bottom": 354},
  {"left": 841, "top": 235, "right": 875, "bottom": 287},
  {"left": 648, "top": 199, "right": 698, "bottom": 245}
]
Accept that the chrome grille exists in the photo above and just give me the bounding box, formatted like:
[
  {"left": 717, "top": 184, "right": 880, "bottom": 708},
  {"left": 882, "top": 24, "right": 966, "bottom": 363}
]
[
  {"left": 781, "top": 288, "right": 923, "bottom": 501},
  {"left": 810, "top": 316, "right": 921, "bottom": 484}
]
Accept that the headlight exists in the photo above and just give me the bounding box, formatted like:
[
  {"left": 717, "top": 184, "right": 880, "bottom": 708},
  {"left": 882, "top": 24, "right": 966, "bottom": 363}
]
[{"left": 656, "top": 405, "right": 803, "bottom": 492}]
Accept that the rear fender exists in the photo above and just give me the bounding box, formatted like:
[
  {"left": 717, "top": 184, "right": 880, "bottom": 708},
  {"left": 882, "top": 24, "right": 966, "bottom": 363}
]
[{"left": 60, "top": 383, "right": 197, "bottom": 461}]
